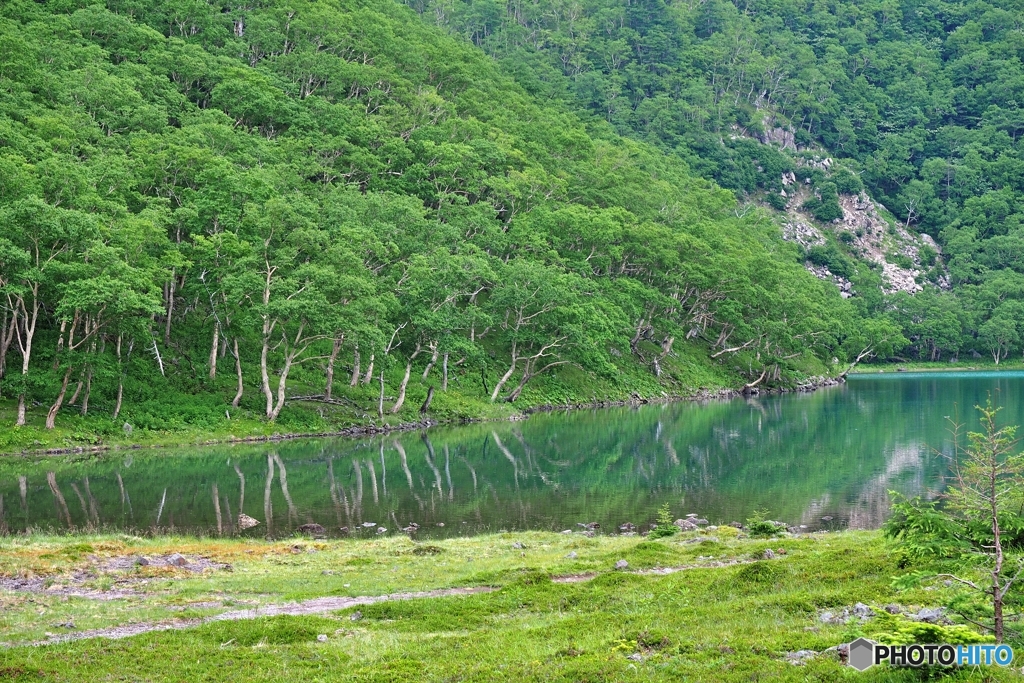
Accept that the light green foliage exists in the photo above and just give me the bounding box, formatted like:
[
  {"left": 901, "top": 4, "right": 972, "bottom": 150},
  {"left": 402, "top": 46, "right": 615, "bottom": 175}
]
[
  {"left": 865, "top": 612, "right": 994, "bottom": 646},
  {"left": 0, "top": 0, "right": 874, "bottom": 445}
]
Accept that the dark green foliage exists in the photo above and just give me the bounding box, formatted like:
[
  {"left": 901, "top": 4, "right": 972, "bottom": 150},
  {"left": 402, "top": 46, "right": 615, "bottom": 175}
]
[
  {"left": 802, "top": 184, "right": 843, "bottom": 223},
  {"left": 806, "top": 244, "right": 854, "bottom": 280},
  {"left": 832, "top": 169, "right": 864, "bottom": 196},
  {"left": 919, "top": 245, "right": 938, "bottom": 269},
  {"left": 765, "top": 192, "right": 788, "bottom": 211}
]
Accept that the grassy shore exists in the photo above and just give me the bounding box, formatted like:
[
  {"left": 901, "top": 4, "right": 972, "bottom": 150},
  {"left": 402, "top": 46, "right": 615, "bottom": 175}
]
[
  {"left": 850, "top": 358, "right": 1024, "bottom": 374},
  {"left": 0, "top": 529, "right": 1016, "bottom": 681},
  {"left": 0, "top": 341, "right": 754, "bottom": 457}
]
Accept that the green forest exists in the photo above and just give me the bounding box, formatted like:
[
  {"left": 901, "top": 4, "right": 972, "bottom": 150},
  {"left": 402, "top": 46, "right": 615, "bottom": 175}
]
[
  {"left": 0, "top": 0, "right": 1018, "bottom": 441},
  {"left": 410, "top": 0, "right": 1024, "bottom": 362}
]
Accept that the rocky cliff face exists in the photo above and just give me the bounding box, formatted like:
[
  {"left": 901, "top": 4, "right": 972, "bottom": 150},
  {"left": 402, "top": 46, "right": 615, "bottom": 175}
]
[{"left": 775, "top": 164, "right": 944, "bottom": 296}]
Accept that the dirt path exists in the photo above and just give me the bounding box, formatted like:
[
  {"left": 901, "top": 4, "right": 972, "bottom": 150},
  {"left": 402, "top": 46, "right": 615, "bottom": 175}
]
[
  {"left": 16, "top": 559, "right": 758, "bottom": 646},
  {"left": 30, "top": 586, "right": 498, "bottom": 645}
]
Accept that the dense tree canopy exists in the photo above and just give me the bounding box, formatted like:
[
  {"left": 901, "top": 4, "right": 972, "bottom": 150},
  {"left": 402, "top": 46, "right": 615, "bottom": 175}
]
[
  {"left": 405, "top": 0, "right": 1024, "bottom": 361},
  {"left": 0, "top": 0, "right": 898, "bottom": 432}
]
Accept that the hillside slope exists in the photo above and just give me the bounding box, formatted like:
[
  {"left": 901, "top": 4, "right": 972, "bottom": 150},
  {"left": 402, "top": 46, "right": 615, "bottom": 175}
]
[
  {"left": 406, "top": 0, "right": 1024, "bottom": 361},
  {"left": 0, "top": 0, "right": 891, "bottom": 446}
]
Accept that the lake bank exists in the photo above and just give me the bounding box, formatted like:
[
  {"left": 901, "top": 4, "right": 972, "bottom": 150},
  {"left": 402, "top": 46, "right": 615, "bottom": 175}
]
[
  {"left": 0, "top": 371, "right": 843, "bottom": 458},
  {"left": 0, "top": 529, "right": 1011, "bottom": 681}
]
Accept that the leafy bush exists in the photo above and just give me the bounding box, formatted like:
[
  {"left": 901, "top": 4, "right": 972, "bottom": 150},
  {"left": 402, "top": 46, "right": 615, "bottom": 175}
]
[
  {"left": 919, "top": 244, "right": 938, "bottom": 267},
  {"left": 765, "top": 191, "right": 788, "bottom": 210},
  {"left": 802, "top": 183, "right": 843, "bottom": 222},
  {"left": 886, "top": 252, "right": 914, "bottom": 269},
  {"left": 806, "top": 244, "right": 854, "bottom": 279},
  {"left": 832, "top": 168, "right": 864, "bottom": 195}
]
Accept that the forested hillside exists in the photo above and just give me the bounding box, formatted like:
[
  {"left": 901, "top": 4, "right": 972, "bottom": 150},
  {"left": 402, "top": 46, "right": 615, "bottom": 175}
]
[
  {"left": 0, "top": 0, "right": 893, "bottom": 442},
  {"left": 406, "top": 0, "right": 1024, "bottom": 362}
]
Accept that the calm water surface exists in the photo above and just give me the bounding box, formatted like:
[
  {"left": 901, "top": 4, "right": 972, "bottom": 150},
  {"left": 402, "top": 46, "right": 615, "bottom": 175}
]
[{"left": 2, "top": 371, "right": 1022, "bottom": 539}]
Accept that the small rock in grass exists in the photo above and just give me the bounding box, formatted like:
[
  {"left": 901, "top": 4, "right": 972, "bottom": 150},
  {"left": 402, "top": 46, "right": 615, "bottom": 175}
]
[
  {"left": 786, "top": 650, "right": 818, "bottom": 665},
  {"left": 626, "top": 653, "right": 644, "bottom": 662},
  {"left": 436, "top": 522, "right": 445, "bottom": 527},
  {"left": 883, "top": 604, "right": 902, "bottom": 614},
  {"left": 167, "top": 553, "right": 189, "bottom": 567},
  {"left": 853, "top": 603, "right": 873, "bottom": 618},
  {"left": 350, "top": 611, "right": 363, "bottom": 621},
  {"left": 376, "top": 527, "right": 387, "bottom": 534},
  {"left": 565, "top": 551, "right": 577, "bottom": 559},
  {"left": 322, "top": 570, "right": 334, "bottom": 575},
  {"left": 135, "top": 556, "right": 151, "bottom": 566},
  {"left": 615, "top": 560, "right": 629, "bottom": 570},
  {"left": 915, "top": 607, "right": 945, "bottom": 623},
  {"left": 561, "top": 530, "right": 573, "bottom": 534},
  {"left": 511, "top": 542, "right": 525, "bottom": 549},
  {"left": 762, "top": 549, "right": 776, "bottom": 560},
  {"left": 317, "top": 634, "right": 328, "bottom": 643}
]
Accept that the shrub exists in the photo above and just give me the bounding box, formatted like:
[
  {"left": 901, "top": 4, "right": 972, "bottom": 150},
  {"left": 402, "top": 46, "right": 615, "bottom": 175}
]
[
  {"left": 832, "top": 168, "right": 864, "bottom": 195},
  {"left": 648, "top": 503, "right": 679, "bottom": 539},
  {"left": 745, "top": 509, "right": 786, "bottom": 538}
]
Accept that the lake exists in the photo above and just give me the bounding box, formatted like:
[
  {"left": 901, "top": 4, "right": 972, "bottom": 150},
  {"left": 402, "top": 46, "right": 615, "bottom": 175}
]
[{"left": 2, "top": 371, "right": 1022, "bottom": 539}]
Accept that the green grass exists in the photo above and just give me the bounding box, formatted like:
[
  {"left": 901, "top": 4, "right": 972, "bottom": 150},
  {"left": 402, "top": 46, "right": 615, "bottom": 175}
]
[
  {"left": 851, "top": 358, "right": 1024, "bottom": 374},
  {"left": 0, "top": 530, "right": 1018, "bottom": 681}
]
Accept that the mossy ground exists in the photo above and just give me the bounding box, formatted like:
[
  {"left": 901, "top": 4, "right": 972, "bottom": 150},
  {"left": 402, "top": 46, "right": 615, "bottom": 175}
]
[{"left": 0, "top": 530, "right": 1016, "bottom": 681}]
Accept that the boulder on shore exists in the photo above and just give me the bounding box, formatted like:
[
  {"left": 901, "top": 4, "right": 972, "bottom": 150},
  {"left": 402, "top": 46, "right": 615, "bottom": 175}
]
[{"left": 237, "top": 514, "right": 260, "bottom": 530}]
